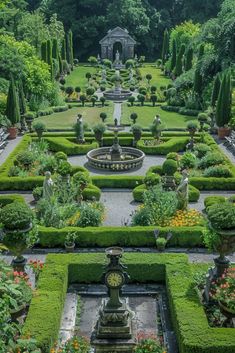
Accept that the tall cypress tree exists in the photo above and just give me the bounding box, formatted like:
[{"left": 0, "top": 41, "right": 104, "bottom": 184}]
[
  {"left": 66, "top": 30, "right": 74, "bottom": 66},
  {"left": 52, "top": 38, "right": 59, "bottom": 60},
  {"left": 41, "top": 41, "right": 47, "bottom": 63},
  {"left": 59, "top": 54, "right": 63, "bottom": 74},
  {"left": 61, "top": 38, "right": 66, "bottom": 61},
  {"left": 174, "top": 44, "right": 185, "bottom": 76},
  {"left": 6, "top": 76, "right": 20, "bottom": 126},
  {"left": 211, "top": 74, "right": 221, "bottom": 108},
  {"left": 193, "top": 44, "right": 205, "bottom": 97},
  {"left": 185, "top": 47, "right": 193, "bottom": 71},
  {"left": 18, "top": 80, "right": 27, "bottom": 115},
  {"left": 216, "top": 72, "right": 231, "bottom": 127},
  {"left": 170, "top": 39, "right": 177, "bottom": 72},
  {"left": 198, "top": 44, "right": 204, "bottom": 60},
  {"left": 161, "top": 29, "right": 169, "bottom": 65},
  {"left": 46, "top": 40, "right": 52, "bottom": 66}
]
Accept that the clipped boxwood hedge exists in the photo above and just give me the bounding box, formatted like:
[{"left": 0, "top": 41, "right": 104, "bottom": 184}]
[
  {"left": 137, "top": 137, "right": 189, "bottom": 155},
  {"left": 23, "top": 253, "right": 235, "bottom": 353},
  {"left": 92, "top": 176, "right": 143, "bottom": 189},
  {"left": 45, "top": 137, "right": 98, "bottom": 155},
  {"left": 38, "top": 225, "right": 205, "bottom": 248}
]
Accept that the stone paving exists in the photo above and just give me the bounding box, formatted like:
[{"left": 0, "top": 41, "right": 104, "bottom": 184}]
[{"left": 0, "top": 135, "right": 23, "bottom": 165}]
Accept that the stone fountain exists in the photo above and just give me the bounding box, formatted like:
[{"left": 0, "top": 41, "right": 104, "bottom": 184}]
[
  {"left": 103, "top": 55, "right": 132, "bottom": 101},
  {"left": 86, "top": 119, "right": 145, "bottom": 171}
]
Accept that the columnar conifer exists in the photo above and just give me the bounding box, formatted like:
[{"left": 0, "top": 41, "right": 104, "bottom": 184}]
[
  {"left": 170, "top": 39, "right": 177, "bottom": 72},
  {"left": 6, "top": 76, "right": 20, "bottom": 126},
  {"left": 161, "top": 29, "right": 169, "bottom": 65},
  {"left": 174, "top": 44, "right": 185, "bottom": 76}
]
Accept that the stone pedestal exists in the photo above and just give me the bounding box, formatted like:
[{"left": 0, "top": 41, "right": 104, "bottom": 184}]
[{"left": 92, "top": 299, "right": 136, "bottom": 353}]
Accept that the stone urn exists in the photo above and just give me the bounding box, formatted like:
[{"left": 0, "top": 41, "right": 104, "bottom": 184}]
[
  {"left": 8, "top": 126, "right": 18, "bottom": 140},
  {"left": 218, "top": 126, "right": 231, "bottom": 139},
  {"left": 209, "top": 225, "right": 235, "bottom": 277}
]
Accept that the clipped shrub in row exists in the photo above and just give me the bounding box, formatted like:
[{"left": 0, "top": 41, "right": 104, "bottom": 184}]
[
  {"left": 137, "top": 137, "right": 189, "bottom": 155},
  {"left": 92, "top": 176, "right": 143, "bottom": 189},
  {"left": 132, "top": 184, "right": 200, "bottom": 202},
  {"left": 38, "top": 225, "right": 205, "bottom": 248},
  {"left": 0, "top": 194, "right": 25, "bottom": 206}
]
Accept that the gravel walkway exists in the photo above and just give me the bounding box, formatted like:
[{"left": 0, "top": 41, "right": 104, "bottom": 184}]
[
  {"left": 113, "top": 102, "right": 122, "bottom": 124},
  {"left": 101, "top": 188, "right": 139, "bottom": 226},
  {"left": 0, "top": 136, "right": 23, "bottom": 165}
]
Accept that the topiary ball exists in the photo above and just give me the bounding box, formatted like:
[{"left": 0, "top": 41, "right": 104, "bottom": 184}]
[
  {"left": 0, "top": 202, "right": 33, "bottom": 231},
  {"left": 162, "top": 159, "right": 178, "bottom": 176}
]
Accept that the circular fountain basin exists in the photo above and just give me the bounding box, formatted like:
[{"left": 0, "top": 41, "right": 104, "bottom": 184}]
[
  {"left": 87, "top": 147, "right": 145, "bottom": 171},
  {"left": 103, "top": 89, "right": 132, "bottom": 101}
]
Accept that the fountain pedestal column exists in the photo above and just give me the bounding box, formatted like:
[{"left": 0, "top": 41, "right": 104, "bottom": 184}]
[{"left": 91, "top": 247, "right": 137, "bottom": 353}]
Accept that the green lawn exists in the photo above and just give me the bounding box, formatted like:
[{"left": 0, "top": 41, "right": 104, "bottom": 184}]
[
  {"left": 37, "top": 104, "right": 114, "bottom": 129},
  {"left": 139, "top": 65, "right": 171, "bottom": 88},
  {"left": 122, "top": 103, "right": 197, "bottom": 128},
  {"left": 65, "top": 65, "right": 97, "bottom": 90}
]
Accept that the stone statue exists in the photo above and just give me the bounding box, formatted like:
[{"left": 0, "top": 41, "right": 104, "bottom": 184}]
[
  {"left": 177, "top": 170, "right": 189, "bottom": 210},
  {"left": 43, "top": 171, "right": 54, "bottom": 199},
  {"left": 101, "top": 68, "right": 106, "bottom": 81},
  {"left": 97, "top": 53, "right": 101, "bottom": 64},
  {"left": 115, "top": 50, "right": 120, "bottom": 63},
  {"left": 77, "top": 114, "right": 85, "bottom": 143},
  {"left": 154, "top": 115, "right": 161, "bottom": 125},
  {"left": 129, "top": 68, "right": 134, "bottom": 81}
]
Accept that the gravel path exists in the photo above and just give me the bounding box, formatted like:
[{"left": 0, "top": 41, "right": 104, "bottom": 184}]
[
  {"left": 101, "top": 188, "right": 139, "bottom": 226},
  {"left": 113, "top": 102, "right": 122, "bottom": 124},
  {"left": 0, "top": 136, "right": 23, "bottom": 165}
]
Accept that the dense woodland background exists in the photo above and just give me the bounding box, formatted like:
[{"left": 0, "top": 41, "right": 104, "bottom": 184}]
[{"left": 0, "top": 0, "right": 223, "bottom": 60}]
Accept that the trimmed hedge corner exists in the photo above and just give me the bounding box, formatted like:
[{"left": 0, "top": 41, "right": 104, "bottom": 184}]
[{"left": 23, "top": 253, "right": 235, "bottom": 353}]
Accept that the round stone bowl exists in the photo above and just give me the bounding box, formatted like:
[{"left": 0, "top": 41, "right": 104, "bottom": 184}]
[
  {"left": 86, "top": 147, "right": 145, "bottom": 171},
  {"left": 103, "top": 89, "right": 132, "bottom": 101}
]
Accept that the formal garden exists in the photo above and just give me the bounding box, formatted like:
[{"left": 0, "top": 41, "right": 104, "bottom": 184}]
[{"left": 0, "top": 0, "right": 235, "bottom": 352}]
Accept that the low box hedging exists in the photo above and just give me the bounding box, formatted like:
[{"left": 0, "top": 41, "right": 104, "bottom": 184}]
[
  {"left": 38, "top": 225, "right": 205, "bottom": 248},
  {"left": 92, "top": 176, "right": 143, "bottom": 188},
  {"left": 23, "top": 253, "right": 235, "bottom": 353},
  {"left": 137, "top": 137, "right": 189, "bottom": 155},
  {"left": 132, "top": 184, "right": 200, "bottom": 202},
  {"left": 45, "top": 137, "right": 98, "bottom": 155},
  {"left": 0, "top": 194, "right": 25, "bottom": 206}
]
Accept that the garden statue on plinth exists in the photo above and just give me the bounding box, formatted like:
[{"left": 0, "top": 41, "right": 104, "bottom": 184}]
[
  {"left": 101, "top": 67, "right": 106, "bottom": 81},
  {"left": 91, "top": 247, "right": 136, "bottom": 353},
  {"left": 177, "top": 170, "right": 189, "bottom": 210},
  {"left": 76, "top": 114, "right": 85, "bottom": 144},
  {"left": 43, "top": 171, "right": 54, "bottom": 199}
]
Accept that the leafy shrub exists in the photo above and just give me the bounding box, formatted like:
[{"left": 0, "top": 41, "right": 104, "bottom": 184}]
[
  {"left": 56, "top": 161, "right": 72, "bottom": 176},
  {"left": 204, "top": 196, "right": 226, "bottom": 209},
  {"left": 166, "top": 152, "right": 179, "bottom": 161},
  {"left": 15, "top": 151, "right": 34, "bottom": 168},
  {"left": 179, "top": 108, "right": 201, "bottom": 116},
  {"left": 76, "top": 203, "right": 103, "bottom": 227},
  {"left": 162, "top": 159, "right": 178, "bottom": 176},
  {"left": 0, "top": 201, "right": 33, "bottom": 230},
  {"left": 207, "top": 202, "right": 235, "bottom": 230},
  {"left": 33, "top": 186, "right": 43, "bottom": 201},
  {"left": 132, "top": 185, "right": 178, "bottom": 227},
  {"left": 144, "top": 174, "right": 161, "bottom": 188},
  {"left": 198, "top": 152, "right": 225, "bottom": 169},
  {"left": 203, "top": 166, "right": 232, "bottom": 178},
  {"left": 180, "top": 152, "right": 197, "bottom": 169},
  {"left": 194, "top": 143, "right": 211, "bottom": 158},
  {"left": 55, "top": 151, "right": 67, "bottom": 161}
]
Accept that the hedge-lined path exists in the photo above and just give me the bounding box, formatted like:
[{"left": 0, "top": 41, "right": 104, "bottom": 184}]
[
  {"left": 0, "top": 135, "right": 23, "bottom": 165},
  {"left": 68, "top": 154, "right": 165, "bottom": 176},
  {"left": 101, "top": 188, "right": 139, "bottom": 226}
]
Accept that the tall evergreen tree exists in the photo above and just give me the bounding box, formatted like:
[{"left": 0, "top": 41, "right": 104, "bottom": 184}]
[
  {"left": 61, "top": 38, "right": 66, "bottom": 61},
  {"left": 215, "top": 72, "right": 231, "bottom": 127},
  {"left": 6, "top": 76, "right": 20, "bottom": 126},
  {"left": 59, "top": 55, "right": 63, "bottom": 75},
  {"left": 198, "top": 44, "right": 204, "bottom": 60},
  {"left": 66, "top": 30, "right": 74, "bottom": 66},
  {"left": 18, "top": 81, "right": 27, "bottom": 115},
  {"left": 185, "top": 47, "right": 193, "bottom": 71},
  {"left": 211, "top": 74, "right": 221, "bottom": 108},
  {"left": 52, "top": 38, "right": 59, "bottom": 60},
  {"left": 161, "top": 29, "right": 169, "bottom": 65},
  {"left": 174, "top": 44, "right": 185, "bottom": 76},
  {"left": 46, "top": 40, "right": 52, "bottom": 66},
  {"left": 41, "top": 41, "right": 47, "bottom": 63},
  {"left": 170, "top": 39, "right": 177, "bottom": 72}
]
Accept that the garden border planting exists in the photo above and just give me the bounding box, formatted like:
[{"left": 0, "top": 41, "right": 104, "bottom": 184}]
[{"left": 23, "top": 253, "right": 235, "bottom": 353}]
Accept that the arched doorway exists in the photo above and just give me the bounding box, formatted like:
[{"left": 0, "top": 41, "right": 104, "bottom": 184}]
[{"left": 113, "top": 41, "right": 123, "bottom": 61}]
